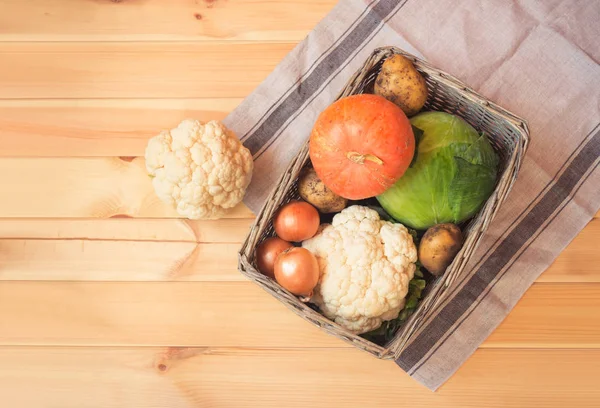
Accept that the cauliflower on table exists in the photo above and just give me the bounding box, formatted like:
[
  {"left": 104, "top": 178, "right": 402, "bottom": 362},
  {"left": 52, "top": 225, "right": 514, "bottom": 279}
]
[
  {"left": 145, "top": 119, "right": 253, "bottom": 219},
  {"left": 302, "top": 205, "right": 417, "bottom": 334}
]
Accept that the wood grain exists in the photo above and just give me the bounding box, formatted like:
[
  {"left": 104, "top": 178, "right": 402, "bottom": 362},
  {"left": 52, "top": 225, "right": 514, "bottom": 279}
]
[
  {"left": 0, "top": 42, "right": 294, "bottom": 99},
  {"left": 0, "top": 157, "right": 254, "bottom": 218},
  {"left": 0, "top": 0, "right": 336, "bottom": 42},
  {"left": 0, "top": 156, "right": 594, "bottom": 221},
  {"left": 485, "top": 283, "right": 600, "bottom": 348},
  {"left": 0, "top": 347, "right": 598, "bottom": 407},
  {"left": 0, "top": 240, "right": 241, "bottom": 281},
  {"left": 0, "top": 218, "right": 253, "bottom": 242},
  {"left": 0, "top": 219, "right": 597, "bottom": 282},
  {"left": 0, "top": 281, "right": 597, "bottom": 348},
  {"left": 0, "top": 99, "right": 240, "bottom": 157},
  {"left": 0, "top": 1, "right": 598, "bottom": 404},
  {"left": 0, "top": 281, "right": 339, "bottom": 348},
  {"left": 538, "top": 218, "right": 600, "bottom": 282},
  {"left": 0, "top": 218, "right": 597, "bottom": 282}
]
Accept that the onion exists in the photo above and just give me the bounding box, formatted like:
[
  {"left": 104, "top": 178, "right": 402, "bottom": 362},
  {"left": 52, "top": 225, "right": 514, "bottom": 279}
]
[
  {"left": 274, "top": 247, "right": 320, "bottom": 297},
  {"left": 273, "top": 201, "right": 320, "bottom": 242},
  {"left": 255, "top": 237, "right": 293, "bottom": 278}
]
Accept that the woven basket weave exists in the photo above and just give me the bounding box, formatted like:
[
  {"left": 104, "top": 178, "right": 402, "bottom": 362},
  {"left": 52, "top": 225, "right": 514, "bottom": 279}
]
[{"left": 238, "top": 46, "right": 530, "bottom": 359}]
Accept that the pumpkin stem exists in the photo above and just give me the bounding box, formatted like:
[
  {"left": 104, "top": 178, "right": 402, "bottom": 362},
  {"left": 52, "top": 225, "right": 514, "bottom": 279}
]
[{"left": 346, "top": 152, "right": 384, "bottom": 165}]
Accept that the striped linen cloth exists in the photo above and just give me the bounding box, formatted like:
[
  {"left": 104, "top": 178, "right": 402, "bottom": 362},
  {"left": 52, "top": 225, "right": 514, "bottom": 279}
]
[{"left": 224, "top": 0, "right": 600, "bottom": 390}]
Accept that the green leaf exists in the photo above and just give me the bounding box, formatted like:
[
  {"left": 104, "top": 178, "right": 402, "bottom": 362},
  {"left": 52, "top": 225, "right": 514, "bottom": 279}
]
[
  {"left": 409, "top": 279, "right": 426, "bottom": 290},
  {"left": 462, "top": 133, "right": 500, "bottom": 168},
  {"left": 408, "top": 228, "right": 419, "bottom": 244},
  {"left": 377, "top": 112, "right": 499, "bottom": 230},
  {"left": 409, "top": 125, "right": 424, "bottom": 168},
  {"left": 448, "top": 156, "right": 497, "bottom": 221},
  {"left": 404, "top": 294, "right": 419, "bottom": 310},
  {"left": 378, "top": 146, "right": 455, "bottom": 229}
]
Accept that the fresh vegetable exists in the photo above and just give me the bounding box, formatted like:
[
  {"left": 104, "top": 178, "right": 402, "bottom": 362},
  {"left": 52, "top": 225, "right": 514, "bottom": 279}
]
[
  {"left": 273, "top": 201, "right": 320, "bottom": 242},
  {"left": 377, "top": 112, "right": 499, "bottom": 229},
  {"left": 374, "top": 54, "right": 428, "bottom": 117},
  {"left": 145, "top": 119, "right": 253, "bottom": 219},
  {"left": 419, "top": 223, "right": 463, "bottom": 276},
  {"left": 309, "top": 94, "right": 415, "bottom": 200},
  {"left": 274, "top": 247, "right": 320, "bottom": 297},
  {"left": 302, "top": 206, "right": 417, "bottom": 334},
  {"left": 256, "top": 237, "right": 293, "bottom": 279},
  {"left": 298, "top": 167, "right": 347, "bottom": 213}
]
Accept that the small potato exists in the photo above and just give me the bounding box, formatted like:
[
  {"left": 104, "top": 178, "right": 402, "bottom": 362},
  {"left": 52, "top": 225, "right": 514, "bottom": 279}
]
[
  {"left": 374, "top": 54, "right": 428, "bottom": 117},
  {"left": 298, "top": 167, "right": 347, "bottom": 213},
  {"left": 419, "top": 223, "right": 463, "bottom": 276}
]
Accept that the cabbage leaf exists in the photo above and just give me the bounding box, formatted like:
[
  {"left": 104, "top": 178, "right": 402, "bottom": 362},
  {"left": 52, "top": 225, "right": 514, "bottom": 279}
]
[{"left": 377, "top": 112, "right": 499, "bottom": 230}]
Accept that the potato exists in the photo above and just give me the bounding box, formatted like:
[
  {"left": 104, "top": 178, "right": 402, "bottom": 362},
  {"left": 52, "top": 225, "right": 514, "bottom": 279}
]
[
  {"left": 418, "top": 223, "right": 463, "bottom": 276},
  {"left": 374, "top": 54, "right": 428, "bottom": 117},
  {"left": 298, "top": 167, "right": 347, "bottom": 213}
]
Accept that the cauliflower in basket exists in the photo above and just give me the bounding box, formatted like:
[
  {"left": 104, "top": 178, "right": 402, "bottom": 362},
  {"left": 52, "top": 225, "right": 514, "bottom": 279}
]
[
  {"left": 145, "top": 119, "right": 253, "bottom": 219},
  {"left": 302, "top": 205, "right": 417, "bottom": 334}
]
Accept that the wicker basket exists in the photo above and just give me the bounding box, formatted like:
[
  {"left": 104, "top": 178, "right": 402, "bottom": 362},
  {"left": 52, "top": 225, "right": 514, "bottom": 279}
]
[{"left": 238, "top": 46, "right": 530, "bottom": 359}]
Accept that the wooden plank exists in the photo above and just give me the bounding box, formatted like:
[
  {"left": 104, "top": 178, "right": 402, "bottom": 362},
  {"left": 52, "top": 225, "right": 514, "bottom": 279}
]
[
  {"left": 0, "top": 219, "right": 596, "bottom": 282},
  {"left": 0, "top": 98, "right": 240, "bottom": 157},
  {"left": 485, "top": 283, "right": 600, "bottom": 348},
  {"left": 539, "top": 218, "right": 600, "bottom": 282},
  {"left": 0, "top": 282, "right": 598, "bottom": 348},
  {"left": 0, "top": 218, "right": 253, "bottom": 242},
  {"left": 0, "top": 157, "right": 254, "bottom": 218},
  {"left": 0, "top": 219, "right": 253, "bottom": 282},
  {"left": 0, "top": 240, "right": 242, "bottom": 281},
  {"left": 0, "top": 281, "right": 339, "bottom": 347},
  {"left": 0, "top": 42, "right": 294, "bottom": 99},
  {"left": 0, "top": 347, "right": 598, "bottom": 407},
  {"left": 0, "top": 217, "right": 594, "bottom": 282},
  {"left": 0, "top": 158, "right": 592, "bottom": 222},
  {"left": 0, "top": 0, "right": 336, "bottom": 42}
]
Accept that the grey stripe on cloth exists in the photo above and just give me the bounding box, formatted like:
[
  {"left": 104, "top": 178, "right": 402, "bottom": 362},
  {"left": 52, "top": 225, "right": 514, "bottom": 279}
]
[
  {"left": 397, "top": 124, "right": 600, "bottom": 374},
  {"left": 245, "top": 0, "right": 408, "bottom": 160},
  {"left": 224, "top": 0, "right": 423, "bottom": 212},
  {"left": 396, "top": 121, "right": 599, "bottom": 352},
  {"left": 226, "top": 0, "right": 600, "bottom": 390},
  {"left": 237, "top": 0, "right": 379, "bottom": 143}
]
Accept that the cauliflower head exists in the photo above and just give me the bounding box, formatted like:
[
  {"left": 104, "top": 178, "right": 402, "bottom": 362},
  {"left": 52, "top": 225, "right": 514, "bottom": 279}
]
[
  {"left": 302, "top": 205, "right": 417, "bottom": 334},
  {"left": 145, "top": 119, "right": 253, "bottom": 219}
]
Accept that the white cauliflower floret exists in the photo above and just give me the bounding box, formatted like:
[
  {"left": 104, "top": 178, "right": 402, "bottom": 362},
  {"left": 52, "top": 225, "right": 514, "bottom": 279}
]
[
  {"left": 145, "top": 119, "right": 253, "bottom": 219},
  {"left": 302, "top": 205, "right": 417, "bottom": 334}
]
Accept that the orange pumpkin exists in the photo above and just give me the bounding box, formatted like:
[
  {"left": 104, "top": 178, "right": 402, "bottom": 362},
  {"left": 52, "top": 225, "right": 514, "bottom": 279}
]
[{"left": 309, "top": 94, "right": 415, "bottom": 200}]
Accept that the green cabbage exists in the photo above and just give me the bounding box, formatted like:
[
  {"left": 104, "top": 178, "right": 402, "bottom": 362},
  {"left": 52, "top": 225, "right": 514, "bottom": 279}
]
[{"left": 377, "top": 111, "right": 499, "bottom": 230}]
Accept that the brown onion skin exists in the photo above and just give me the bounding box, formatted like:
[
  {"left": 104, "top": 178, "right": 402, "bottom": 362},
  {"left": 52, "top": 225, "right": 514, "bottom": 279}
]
[
  {"left": 273, "top": 201, "right": 320, "bottom": 242},
  {"left": 274, "top": 247, "right": 320, "bottom": 297},
  {"left": 256, "top": 237, "right": 293, "bottom": 279}
]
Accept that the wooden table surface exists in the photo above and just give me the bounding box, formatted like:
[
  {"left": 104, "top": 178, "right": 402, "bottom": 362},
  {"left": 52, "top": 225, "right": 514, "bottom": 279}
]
[{"left": 1, "top": 1, "right": 599, "bottom": 407}]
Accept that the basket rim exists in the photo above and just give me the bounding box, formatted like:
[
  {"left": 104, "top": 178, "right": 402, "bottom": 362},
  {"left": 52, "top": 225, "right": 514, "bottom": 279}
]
[
  {"left": 238, "top": 45, "right": 531, "bottom": 360},
  {"left": 374, "top": 46, "right": 530, "bottom": 151}
]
